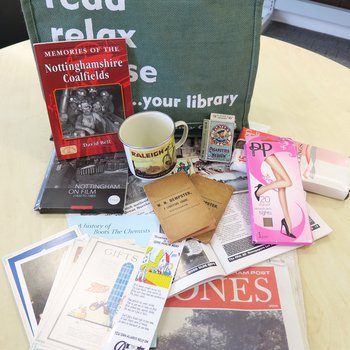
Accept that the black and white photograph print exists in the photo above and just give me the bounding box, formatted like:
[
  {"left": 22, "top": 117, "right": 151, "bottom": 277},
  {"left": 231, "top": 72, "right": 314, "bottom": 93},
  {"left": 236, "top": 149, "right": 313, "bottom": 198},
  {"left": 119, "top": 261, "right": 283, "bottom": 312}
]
[
  {"left": 21, "top": 248, "right": 67, "bottom": 325},
  {"left": 173, "top": 240, "right": 210, "bottom": 282},
  {"left": 191, "top": 157, "right": 248, "bottom": 191},
  {"left": 55, "top": 85, "right": 125, "bottom": 139},
  {"left": 2, "top": 228, "right": 79, "bottom": 339},
  {"left": 176, "top": 137, "right": 201, "bottom": 158},
  {"left": 125, "top": 173, "right": 148, "bottom": 206}
]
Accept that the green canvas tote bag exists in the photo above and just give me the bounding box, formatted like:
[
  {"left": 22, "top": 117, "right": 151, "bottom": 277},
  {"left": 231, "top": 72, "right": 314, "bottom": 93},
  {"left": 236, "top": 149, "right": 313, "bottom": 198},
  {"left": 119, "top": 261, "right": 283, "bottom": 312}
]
[{"left": 20, "top": 0, "right": 263, "bottom": 136}]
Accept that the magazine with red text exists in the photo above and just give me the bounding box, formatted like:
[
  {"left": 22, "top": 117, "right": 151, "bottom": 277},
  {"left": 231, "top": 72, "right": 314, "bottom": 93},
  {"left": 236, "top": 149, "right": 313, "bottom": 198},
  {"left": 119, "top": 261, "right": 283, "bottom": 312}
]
[
  {"left": 34, "top": 39, "right": 133, "bottom": 160},
  {"left": 157, "top": 264, "right": 308, "bottom": 350}
]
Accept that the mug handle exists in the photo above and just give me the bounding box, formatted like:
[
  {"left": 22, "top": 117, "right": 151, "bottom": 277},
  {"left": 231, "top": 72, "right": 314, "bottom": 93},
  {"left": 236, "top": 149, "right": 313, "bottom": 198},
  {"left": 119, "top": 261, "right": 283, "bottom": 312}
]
[{"left": 174, "top": 121, "right": 189, "bottom": 149}]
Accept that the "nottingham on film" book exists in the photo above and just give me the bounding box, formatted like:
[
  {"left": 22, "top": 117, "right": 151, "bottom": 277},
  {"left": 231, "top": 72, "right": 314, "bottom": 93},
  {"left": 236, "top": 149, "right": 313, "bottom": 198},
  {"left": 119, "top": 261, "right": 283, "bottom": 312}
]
[{"left": 35, "top": 150, "right": 128, "bottom": 214}]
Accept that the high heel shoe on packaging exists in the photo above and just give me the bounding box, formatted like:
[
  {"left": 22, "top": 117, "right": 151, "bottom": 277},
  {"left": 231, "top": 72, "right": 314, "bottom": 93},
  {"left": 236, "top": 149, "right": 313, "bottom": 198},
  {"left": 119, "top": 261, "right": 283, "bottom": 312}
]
[
  {"left": 280, "top": 219, "right": 296, "bottom": 238},
  {"left": 254, "top": 184, "right": 263, "bottom": 201}
]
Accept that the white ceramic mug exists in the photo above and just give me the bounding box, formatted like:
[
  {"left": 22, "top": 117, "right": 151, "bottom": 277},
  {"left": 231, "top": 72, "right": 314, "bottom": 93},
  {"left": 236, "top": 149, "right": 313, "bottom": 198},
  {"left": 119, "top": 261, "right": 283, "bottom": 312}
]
[{"left": 119, "top": 111, "right": 189, "bottom": 180}]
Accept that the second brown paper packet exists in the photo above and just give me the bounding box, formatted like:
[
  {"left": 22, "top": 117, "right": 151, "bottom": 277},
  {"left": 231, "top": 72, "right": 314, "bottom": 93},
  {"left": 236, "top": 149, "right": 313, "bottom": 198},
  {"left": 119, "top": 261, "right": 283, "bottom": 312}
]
[{"left": 190, "top": 174, "right": 234, "bottom": 243}]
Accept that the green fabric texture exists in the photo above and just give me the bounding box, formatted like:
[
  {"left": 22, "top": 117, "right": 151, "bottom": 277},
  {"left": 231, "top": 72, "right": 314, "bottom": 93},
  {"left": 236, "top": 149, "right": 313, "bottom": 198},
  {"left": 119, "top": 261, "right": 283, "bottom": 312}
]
[{"left": 20, "top": 0, "right": 263, "bottom": 135}]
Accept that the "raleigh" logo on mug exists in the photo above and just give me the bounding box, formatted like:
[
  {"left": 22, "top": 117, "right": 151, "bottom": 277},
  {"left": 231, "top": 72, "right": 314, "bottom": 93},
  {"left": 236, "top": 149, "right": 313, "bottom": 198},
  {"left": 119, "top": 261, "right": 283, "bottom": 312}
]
[{"left": 118, "top": 111, "right": 188, "bottom": 180}]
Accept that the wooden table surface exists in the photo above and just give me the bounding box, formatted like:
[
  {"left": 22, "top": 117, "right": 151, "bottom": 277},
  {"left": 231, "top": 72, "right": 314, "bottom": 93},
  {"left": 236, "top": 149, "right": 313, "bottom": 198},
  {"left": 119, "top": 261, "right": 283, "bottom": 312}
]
[{"left": 0, "top": 36, "right": 349, "bottom": 350}]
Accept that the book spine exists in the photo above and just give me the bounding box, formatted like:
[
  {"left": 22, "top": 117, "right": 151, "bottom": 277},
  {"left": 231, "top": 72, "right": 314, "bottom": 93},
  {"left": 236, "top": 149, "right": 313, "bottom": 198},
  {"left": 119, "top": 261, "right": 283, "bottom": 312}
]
[{"left": 34, "top": 149, "right": 57, "bottom": 211}]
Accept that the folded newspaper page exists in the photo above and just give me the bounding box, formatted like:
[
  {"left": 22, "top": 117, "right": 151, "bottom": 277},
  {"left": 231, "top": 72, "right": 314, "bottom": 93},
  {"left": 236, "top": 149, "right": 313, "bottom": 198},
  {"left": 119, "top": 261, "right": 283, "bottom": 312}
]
[
  {"left": 157, "top": 263, "right": 308, "bottom": 350},
  {"left": 169, "top": 193, "right": 331, "bottom": 296}
]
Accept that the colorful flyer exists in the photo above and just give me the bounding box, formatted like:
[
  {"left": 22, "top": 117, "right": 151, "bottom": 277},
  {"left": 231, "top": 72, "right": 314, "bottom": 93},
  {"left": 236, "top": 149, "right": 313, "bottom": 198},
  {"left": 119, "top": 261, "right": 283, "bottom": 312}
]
[{"left": 104, "top": 232, "right": 184, "bottom": 350}]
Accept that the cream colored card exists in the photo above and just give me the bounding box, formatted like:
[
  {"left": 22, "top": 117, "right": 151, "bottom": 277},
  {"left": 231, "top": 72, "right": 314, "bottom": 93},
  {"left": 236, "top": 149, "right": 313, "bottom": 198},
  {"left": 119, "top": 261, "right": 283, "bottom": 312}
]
[
  {"left": 190, "top": 174, "right": 234, "bottom": 243},
  {"left": 143, "top": 172, "right": 216, "bottom": 243}
]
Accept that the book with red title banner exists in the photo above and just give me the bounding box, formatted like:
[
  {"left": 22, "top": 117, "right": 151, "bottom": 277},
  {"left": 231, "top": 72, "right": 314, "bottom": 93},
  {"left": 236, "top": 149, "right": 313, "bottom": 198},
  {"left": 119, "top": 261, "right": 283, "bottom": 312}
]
[
  {"left": 34, "top": 39, "right": 133, "bottom": 160},
  {"left": 156, "top": 264, "right": 308, "bottom": 350}
]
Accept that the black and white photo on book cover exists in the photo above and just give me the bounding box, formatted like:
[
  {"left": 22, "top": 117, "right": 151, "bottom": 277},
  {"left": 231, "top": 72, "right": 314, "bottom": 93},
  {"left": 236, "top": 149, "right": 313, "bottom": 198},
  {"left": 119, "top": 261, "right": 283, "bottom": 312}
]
[
  {"left": 33, "top": 38, "right": 133, "bottom": 160},
  {"left": 35, "top": 150, "right": 128, "bottom": 213},
  {"left": 56, "top": 85, "right": 125, "bottom": 140},
  {"left": 2, "top": 227, "right": 80, "bottom": 341}
]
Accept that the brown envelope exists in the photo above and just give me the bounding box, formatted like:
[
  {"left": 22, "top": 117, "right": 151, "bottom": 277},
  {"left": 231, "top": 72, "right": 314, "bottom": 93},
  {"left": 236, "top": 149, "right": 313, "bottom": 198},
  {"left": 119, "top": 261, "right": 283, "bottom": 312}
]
[
  {"left": 190, "top": 174, "right": 234, "bottom": 243},
  {"left": 143, "top": 172, "right": 216, "bottom": 243}
]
